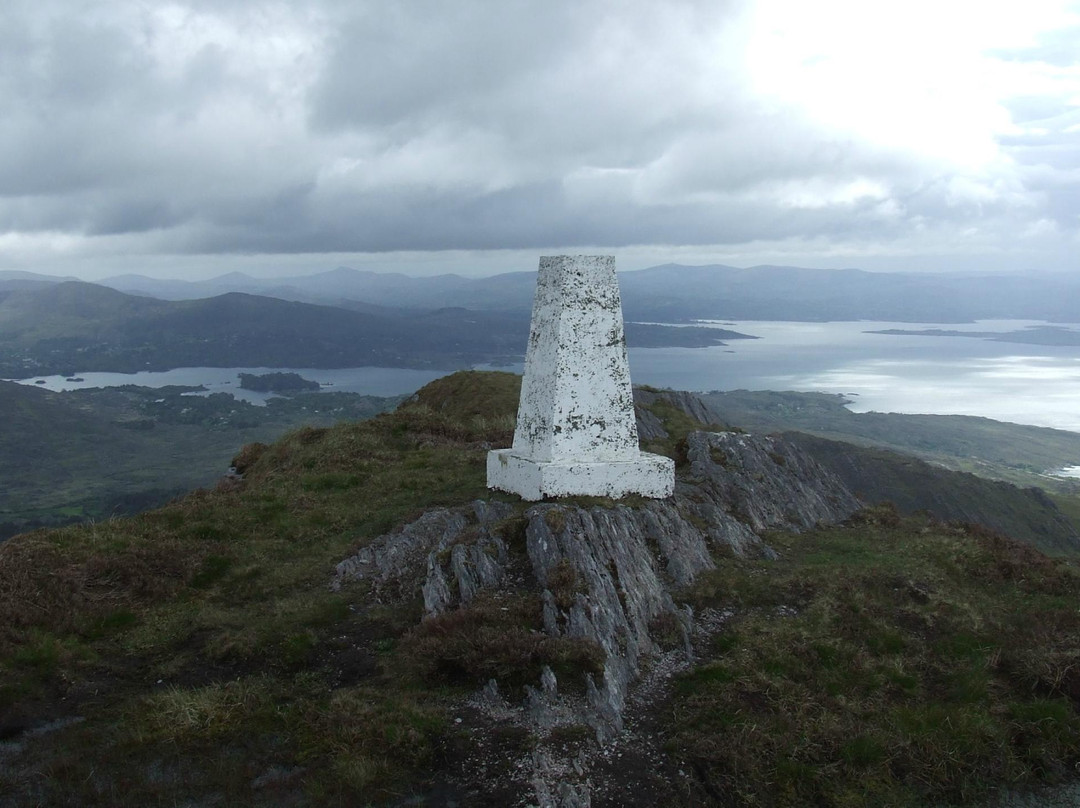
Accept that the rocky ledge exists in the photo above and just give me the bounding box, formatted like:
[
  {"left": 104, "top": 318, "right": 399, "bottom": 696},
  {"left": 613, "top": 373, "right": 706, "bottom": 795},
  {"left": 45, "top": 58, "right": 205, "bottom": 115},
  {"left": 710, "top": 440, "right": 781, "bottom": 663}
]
[{"left": 332, "top": 430, "right": 862, "bottom": 806}]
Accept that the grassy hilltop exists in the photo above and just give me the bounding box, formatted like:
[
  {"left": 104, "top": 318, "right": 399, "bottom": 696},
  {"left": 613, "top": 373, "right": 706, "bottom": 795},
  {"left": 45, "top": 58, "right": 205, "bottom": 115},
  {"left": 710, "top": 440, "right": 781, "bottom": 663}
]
[{"left": 2, "top": 372, "right": 1080, "bottom": 806}]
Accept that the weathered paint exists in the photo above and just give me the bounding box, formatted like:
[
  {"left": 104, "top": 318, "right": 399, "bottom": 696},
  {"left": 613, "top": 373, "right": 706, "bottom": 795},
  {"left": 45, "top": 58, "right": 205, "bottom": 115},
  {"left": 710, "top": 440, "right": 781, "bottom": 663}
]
[{"left": 487, "top": 255, "right": 675, "bottom": 500}]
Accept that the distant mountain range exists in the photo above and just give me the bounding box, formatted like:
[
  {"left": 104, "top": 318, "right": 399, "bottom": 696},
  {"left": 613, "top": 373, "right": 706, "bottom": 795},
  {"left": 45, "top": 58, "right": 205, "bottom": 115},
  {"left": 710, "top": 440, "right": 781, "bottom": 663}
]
[
  {"left": 4, "top": 263, "right": 1079, "bottom": 322},
  {"left": 0, "top": 281, "right": 740, "bottom": 377},
  {"left": 2, "top": 264, "right": 1077, "bottom": 378}
]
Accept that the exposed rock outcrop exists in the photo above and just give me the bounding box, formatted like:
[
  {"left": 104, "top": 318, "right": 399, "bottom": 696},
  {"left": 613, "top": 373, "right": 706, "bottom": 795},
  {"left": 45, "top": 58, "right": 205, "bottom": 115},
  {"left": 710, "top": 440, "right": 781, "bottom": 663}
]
[
  {"left": 331, "top": 499, "right": 515, "bottom": 613},
  {"left": 634, "top": 388, "right": 727, "bottom": 430},
  {"left": 634, "top": 403, "right": 668, "bottom": 442},
  {"left": 633, "top": 385, "right": 1079, "bottom": 554},
  {"left": 332, "top": 429, "right": 862, "bottom": 806},
  {"left": 682, "top": 430, "right": 862, "bottom": 534}
]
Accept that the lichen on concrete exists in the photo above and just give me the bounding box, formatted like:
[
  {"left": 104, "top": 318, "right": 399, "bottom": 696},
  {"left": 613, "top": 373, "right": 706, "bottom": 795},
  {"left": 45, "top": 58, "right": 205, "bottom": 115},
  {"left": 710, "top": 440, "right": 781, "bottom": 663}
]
[{"left": 487, "top": 256, "right": 675, "bottom": 500}]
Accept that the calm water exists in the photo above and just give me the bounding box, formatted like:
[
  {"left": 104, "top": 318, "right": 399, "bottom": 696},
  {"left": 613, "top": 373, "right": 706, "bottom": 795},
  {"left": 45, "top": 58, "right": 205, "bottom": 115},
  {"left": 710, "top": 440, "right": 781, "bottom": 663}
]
[
  {"left": 7, "top": 366, "right": 449, "bottom": 405},
  {"left": 9, "top": 320, "right": 1080, "bottom": 436},
  {"left": 627, "top": 320, "right": 1080, "bottom": 435},
  {"left": 502, "top": 319, "right": 1080, "bottom": 478}
]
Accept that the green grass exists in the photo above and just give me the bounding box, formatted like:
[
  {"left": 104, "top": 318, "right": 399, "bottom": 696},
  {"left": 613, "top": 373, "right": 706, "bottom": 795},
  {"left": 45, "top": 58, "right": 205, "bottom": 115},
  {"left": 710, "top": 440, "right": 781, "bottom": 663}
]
[
  {"left": 789, "top": 434, "right": 1080, "bottom": 554},
  {"left": 0, "top": 380, "right": 402, "bottom": 539},
  {"left": 3, "top": 371, "right": 1080, "bottom": 806},
  {"left": 668, "top": 509, "right": 1080, "bottom": 806},
  {"left": 0, "top": 372, "right": 522, "bottom": 804},
  {"left": 1051, "top": 490, "right": 1080, "bottom": 534}
]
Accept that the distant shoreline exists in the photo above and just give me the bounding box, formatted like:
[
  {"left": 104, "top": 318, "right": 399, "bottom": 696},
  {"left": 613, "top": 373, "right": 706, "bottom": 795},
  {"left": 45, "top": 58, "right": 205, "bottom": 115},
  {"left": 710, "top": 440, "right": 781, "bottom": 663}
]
[
  {"left": 866, "top": 324, "right": 1080, "bottom": 347},
  {"left": 7, "top": 319, "right": 1080, "bottom": 435}
]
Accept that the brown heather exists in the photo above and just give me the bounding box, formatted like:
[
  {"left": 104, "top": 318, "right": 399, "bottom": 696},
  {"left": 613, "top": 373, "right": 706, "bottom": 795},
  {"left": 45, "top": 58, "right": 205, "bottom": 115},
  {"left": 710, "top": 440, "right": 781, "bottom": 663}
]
[{"left": 0, "top": 373, "right": 1079, "bottom": 806}]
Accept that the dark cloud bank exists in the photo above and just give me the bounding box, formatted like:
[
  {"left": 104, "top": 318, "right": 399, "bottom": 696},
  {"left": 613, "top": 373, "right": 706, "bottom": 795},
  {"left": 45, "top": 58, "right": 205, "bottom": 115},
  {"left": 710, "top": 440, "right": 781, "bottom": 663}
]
[{"left": 0, "top": 0, "right": 1077, "bottom": 277}]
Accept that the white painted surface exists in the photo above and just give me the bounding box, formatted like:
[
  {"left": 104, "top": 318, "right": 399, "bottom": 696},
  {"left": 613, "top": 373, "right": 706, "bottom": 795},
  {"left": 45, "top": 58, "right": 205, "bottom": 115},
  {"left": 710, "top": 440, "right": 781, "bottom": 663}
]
[
  {"left": 487, "top": 450, "right": 674, "bottom": 500},
  {"left": 488, "top": 256, "right": 674, "bottom": 500}
]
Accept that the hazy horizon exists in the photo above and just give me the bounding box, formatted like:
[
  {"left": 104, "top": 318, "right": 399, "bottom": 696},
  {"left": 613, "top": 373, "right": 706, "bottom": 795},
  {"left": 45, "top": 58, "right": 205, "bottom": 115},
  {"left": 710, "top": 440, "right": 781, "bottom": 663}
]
[{"left": 5, "top": 255, "right": 1080, "bottom": 285}]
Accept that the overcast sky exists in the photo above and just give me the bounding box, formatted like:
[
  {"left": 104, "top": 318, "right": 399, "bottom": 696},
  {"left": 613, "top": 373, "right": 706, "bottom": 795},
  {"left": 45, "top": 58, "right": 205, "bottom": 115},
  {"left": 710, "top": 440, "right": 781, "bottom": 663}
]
[{"left": 2, "top": 0, "right": 1078, "bottom": 279}]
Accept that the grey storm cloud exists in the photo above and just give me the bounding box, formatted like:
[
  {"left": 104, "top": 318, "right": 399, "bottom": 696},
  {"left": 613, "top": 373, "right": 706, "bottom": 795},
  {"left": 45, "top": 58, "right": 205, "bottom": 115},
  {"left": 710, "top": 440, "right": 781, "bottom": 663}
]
[{"left": 0, "top": 0, "right": 1078, "bottom": 273}]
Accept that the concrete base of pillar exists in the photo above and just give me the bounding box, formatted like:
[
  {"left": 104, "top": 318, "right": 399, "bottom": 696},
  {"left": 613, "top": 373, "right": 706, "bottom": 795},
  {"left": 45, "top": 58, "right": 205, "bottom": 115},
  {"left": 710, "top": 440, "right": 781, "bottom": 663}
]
[{"left": 486, "top": 449, "right": 675, "bottom": 501}]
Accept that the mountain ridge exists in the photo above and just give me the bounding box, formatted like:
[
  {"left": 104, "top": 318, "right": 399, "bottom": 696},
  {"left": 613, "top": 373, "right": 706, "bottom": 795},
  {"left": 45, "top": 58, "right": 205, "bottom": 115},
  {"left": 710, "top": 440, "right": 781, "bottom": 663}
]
[
  {"left": 2, "top": 371, "right": 1079, "bottom": 806},
  {"left": 10, "top": 263, "right": 1080, "bottom": 322},
  {"left": 0, "top": 282, "right": 737, "bottom": 377}
]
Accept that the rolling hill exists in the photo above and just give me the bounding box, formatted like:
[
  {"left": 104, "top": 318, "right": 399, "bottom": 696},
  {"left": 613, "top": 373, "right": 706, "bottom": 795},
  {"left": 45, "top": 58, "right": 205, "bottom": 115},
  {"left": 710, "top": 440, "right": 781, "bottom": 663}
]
[
  {"left": 697, "top": 389, "right": 1080, "bottom": 491},
  {"left": 0, "top": 379, "right": 400, "bottom": 539},
  {"left": 94, "top": 263, "right": 1080, "bottom": 323},
  {"left": 0, "top": 282, "right": 739, "bottom": 377}
]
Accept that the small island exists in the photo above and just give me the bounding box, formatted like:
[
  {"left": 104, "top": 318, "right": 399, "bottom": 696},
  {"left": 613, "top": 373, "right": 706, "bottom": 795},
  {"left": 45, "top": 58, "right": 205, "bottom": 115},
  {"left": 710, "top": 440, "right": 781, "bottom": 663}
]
[
  {"left": 865, "top": 325, "right": 1080, "bottom": 347},
  {"left": 237, "top": 372, "right": 320, "bottom": 394}
]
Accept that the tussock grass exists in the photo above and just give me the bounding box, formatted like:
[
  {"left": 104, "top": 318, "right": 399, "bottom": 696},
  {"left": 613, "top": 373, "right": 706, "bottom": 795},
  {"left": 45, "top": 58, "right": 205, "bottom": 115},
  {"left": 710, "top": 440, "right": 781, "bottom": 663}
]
[
  {"left": 4, "top": 372, "right": 1080, "bottom": 806},
  {"left": 0, "top": 371, "right": 515, "bottom": 805},
  {"left": 669, "top": 509, "right": 1080, "bottom": 806},
  {"left": 0, "top": 523, "right": 198, "bottom": 644},
  {"left": 403, "top": 369, "right": 521, "bottom": 425},
  {"left": 134, "top": 676, "right": 280, "bottom": 743},
  {"left": 300, "top": 686, "right": 447, "bottom": 799}
]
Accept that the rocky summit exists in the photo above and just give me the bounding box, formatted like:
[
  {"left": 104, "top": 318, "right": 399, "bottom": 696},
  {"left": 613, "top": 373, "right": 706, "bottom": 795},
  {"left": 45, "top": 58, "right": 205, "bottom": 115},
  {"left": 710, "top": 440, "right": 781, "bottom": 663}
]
[
  {"left": 334, "top": 426, "right": 861, "bottom": 805},
  {"left": 3, "top": 371, "right": 1080, "bottom": 808}
]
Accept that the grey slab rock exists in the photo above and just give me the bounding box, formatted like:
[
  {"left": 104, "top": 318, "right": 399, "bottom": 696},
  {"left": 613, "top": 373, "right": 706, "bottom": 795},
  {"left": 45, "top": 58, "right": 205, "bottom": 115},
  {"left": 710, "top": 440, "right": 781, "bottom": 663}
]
[
  {"left": 634, "top": 404, "right": 668, "bottom": 442},
  {"left": 683, "top": 430, "right": 862, "bottom": 533},
  {"left": 331, "top": 508, "right": 466, "bottom": 597},
  {"left": 331, "top": 500, "right": 514, "bottom": 612},
  {"left": 633, "top": 387, "right": 728, "bottom": 432},
  {"left": 331, "top": 430, "right": 863, "bottom": 807}
]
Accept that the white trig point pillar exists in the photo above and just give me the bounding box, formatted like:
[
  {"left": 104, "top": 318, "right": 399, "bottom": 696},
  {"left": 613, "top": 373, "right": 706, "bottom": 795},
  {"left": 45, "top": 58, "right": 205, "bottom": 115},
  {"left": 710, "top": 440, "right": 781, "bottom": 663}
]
[{"left": 487, "top": 255, "right": 675, "bottom": 500}]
